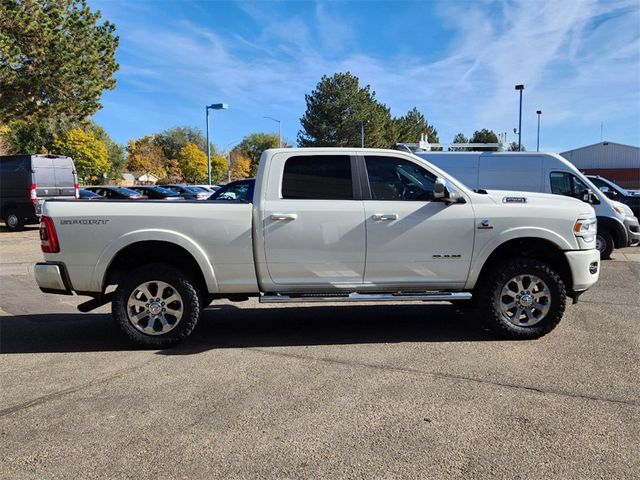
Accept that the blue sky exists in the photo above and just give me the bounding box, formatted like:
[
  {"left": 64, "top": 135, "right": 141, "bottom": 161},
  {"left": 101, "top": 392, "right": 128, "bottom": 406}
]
[{"left": 92, "top": 0, "right": 640, "bottom": 153}]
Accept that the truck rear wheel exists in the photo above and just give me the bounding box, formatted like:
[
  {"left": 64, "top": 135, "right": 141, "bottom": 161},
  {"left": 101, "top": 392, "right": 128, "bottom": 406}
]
[
  {"left": 112, "top": 264, "right": 201, "bottom": 348},
  {"left": 478, "top": 257, "right": 566, "bottom": 339}
]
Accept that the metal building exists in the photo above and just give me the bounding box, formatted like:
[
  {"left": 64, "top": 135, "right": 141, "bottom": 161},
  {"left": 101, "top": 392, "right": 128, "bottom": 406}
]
[{"left": 560, "top": 141, "right": 640, "bottom": 189}]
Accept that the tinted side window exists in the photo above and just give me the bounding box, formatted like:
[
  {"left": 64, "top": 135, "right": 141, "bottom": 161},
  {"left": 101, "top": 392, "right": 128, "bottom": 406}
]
[
  {"left": 0, "top": 157, "right": 27, "bottom": 173},
  {"left": 550, "top": 172, "right": 591, "bottom": 200},
  {"left": 364, "top": 156, "right": 436, "bottom": 201},
  {"left": 282, "top": 155, "right": 353, "bottom": 200}
]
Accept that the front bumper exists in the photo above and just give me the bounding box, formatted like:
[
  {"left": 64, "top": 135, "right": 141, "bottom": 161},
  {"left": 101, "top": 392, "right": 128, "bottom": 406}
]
[
  {"left": 624, "top": 216, "right": 640, "bottom": 247},
  {"left": 564, "top": 249, "right": 600, "bottom": 292},
  {"left": 34, "top": 262, "right": 73, "bottom": 295}
]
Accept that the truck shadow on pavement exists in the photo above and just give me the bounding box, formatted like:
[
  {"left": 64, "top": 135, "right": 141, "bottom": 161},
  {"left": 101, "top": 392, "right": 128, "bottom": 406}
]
[{"left": 1, "top": 303, "right": 499, "bottom": 354}]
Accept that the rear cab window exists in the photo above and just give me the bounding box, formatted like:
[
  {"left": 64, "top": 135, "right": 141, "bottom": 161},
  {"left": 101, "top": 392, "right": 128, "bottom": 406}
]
[{"left": 282, "top": 155, "right": 354, "bottom": 200}]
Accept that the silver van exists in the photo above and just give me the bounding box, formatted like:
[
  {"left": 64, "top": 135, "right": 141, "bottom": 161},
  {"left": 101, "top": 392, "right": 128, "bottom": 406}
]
[
  {"left": 414, "top": 151, "right": 639, "bottom": 258},
  {"left": 0, "top": 154, "right": 78, "bottom": 230}
]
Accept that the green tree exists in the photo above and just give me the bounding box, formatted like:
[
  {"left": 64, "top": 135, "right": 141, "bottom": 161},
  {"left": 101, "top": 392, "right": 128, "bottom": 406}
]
[
  {"left": 238, "top": 133, "right": 281, "bottom": 176},
  {"left": 297, "top": 72, "right": 395, "bottom": 148},
  {"left": 470, "top": 129, "right": 499, "bottom": 151},
  {"left": 507, "top": 141, "right": 526, "bottom": 152},
  {"left": 154, "top": 126, "right": 208, "bottom": 163},
  {"left": 127, "top": 136, "right": 167, "bottom": 181},
  {"left": 53, "top": 128, "right": 110, "bottom": 184},
  {"left": 0, "top": 0, "right": 119, "bottom": 124},
  {"left": 449, "top": 132, "right": 469, "bottom": 151},
  {"left": 394, "top": 107, "right": 439, "bottom": 144},
  {"left": 177, "top": 143, "right": 208, "bottom": 183}
]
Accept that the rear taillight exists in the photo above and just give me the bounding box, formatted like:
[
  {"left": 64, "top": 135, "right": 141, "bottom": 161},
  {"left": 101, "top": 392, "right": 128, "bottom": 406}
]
[
  {"left": 29, "top": 184, "right": 38, "bottom": 203},
  {"left": 40, "top": 216, "right": 60, "bottom": 253},
  {"left": 74, "top": 183, "right": 79, "bottom": 199}
]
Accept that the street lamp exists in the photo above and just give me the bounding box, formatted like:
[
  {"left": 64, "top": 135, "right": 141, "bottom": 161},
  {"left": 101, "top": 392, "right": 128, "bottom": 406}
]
[
  {"left": 360, "top": 121, "right": 365, "bottom": 148},
  {"left": 264, "top": 116, "right": 282, "bottom": 148},
  {"left": 206, "top": 103, "right": 229, "bottom": 185},
  {"left": 515, "top": 84, "right": 524, "bottom": 152},
  {"left": 536, "top": 110, "right": 542, "bottom": 152}
]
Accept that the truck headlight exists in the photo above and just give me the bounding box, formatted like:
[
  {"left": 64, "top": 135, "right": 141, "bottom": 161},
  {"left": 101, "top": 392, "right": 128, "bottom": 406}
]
[{"left": 574, "top": 218, "right": 597, "bottom": 242}]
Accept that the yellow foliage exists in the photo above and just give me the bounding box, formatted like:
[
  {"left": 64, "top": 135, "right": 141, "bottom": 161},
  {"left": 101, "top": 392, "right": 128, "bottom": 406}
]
[
  {"left": 126, "top": 136, "right": 166, "bottom": 178},
  {"left": 53, "top": 128, "right": 110, "bottom": 182},
  {"left": 230, "top": 152, "right": 251, "bottom": 180}
]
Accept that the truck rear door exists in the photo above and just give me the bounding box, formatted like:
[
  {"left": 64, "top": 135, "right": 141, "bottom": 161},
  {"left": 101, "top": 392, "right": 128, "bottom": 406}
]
[
  {"left": 51, "top": 156, "right": 77, "bottom": 197},
  {"left": 261, "top": 153, "right": 366, "bottom": 286}
]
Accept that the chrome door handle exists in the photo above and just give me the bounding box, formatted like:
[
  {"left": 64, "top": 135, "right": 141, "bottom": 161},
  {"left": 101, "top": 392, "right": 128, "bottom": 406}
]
[
  {"left": 271, "top": 213, "right": 298, "bottom": 221},
  {"left": 372, "top": 213, "right": 398, "bottom": 221}
]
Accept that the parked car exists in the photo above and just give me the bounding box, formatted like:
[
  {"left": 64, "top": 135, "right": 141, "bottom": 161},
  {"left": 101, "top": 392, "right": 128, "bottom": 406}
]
[
  {"left": 164, "top": 184, "right": 211, "bottom": 200},
  {"left": 83, "top": 186, "right": 147, "bottom": 200},
  {"left": 209, "top": 179, "right": 255, "bottom": 202},
  {"left": 586, "top": 175, "right": 640, "bottom": 219},
  {"left": 128, "top": 185, "right": 183, "bottom": 200},
  {"left": 193, "top": 184, "right": 220, "bottom": 193},
  {"left": 1, "top": 154, "right": 78, "bottom": 230},
  {"left": 79, "top": 189, "right": 104, "bottom": 199},
  {"left": 35, "top": 148, "right": 600, "bottom": 348},
  {"left": 413, "top": 150, "right": 640, "bottom": 259}
]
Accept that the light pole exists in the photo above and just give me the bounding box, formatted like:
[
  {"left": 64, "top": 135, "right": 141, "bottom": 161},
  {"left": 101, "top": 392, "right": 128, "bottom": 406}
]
[
  {"left": 360, "top": 121, "right": 365, "bottom": 148},
  {"left": 536, "top": 110, "right": 542, "bottom": 152},
  {"left": 264, "top": 116, "right": 282, "bottom": 148},
  {"left": 206, "top": 103, "right": 229, "bottom": 185},
  {"left": 515, "top": 84, "right": 524, "bottom": 151}
]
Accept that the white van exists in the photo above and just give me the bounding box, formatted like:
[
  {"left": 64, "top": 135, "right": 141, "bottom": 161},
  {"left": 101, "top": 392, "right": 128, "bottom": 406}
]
[{"left": 413, "top": 151, "right": 640, "bottom": 258}]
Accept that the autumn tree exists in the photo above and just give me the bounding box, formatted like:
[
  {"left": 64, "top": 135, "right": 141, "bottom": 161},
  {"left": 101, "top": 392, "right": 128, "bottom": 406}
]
[
  {"left": 229, "top": 149, "right": 252, "bottom": 180},
  {"left": 127, "top": 136, "right": 166, "bottom": 180},
  {"left": 298, "top": 72, "right": 396, "bottom": 148},
  {"left": 177, "top": 143, "right": 208, "bottom": 183},
  {"left": 238, "top": 133, "right": 280, "bottom": 176},
  {"left": 154, "top": 126, "right": 208, "bottom": 162},
  {"left": 53, "top": 128, "right": 110, "bottom": 183},
  {"left": 0, "top": 0, "right": 119, "bottom": 124}
]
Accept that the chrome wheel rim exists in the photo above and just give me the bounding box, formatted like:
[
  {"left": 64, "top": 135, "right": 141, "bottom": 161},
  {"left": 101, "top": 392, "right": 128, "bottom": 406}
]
[
  {"left": 595, "top": 235, "right": 605, "bottom": 253},
  {"left": 127, "top": 280, "right": 184, "bottom": 335},
  {"left": 499, "top": 274, "right": 551, "bottom": 327}
]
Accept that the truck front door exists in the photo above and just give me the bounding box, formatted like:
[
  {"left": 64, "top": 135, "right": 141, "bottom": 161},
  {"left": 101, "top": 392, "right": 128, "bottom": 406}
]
[{"left": 361, "top": 155, "right": 475, "bottom": 288}]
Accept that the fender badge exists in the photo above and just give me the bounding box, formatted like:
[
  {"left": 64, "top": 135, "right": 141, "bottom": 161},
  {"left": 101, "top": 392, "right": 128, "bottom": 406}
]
[
  {"left": 478, "top": 219, "right": 493, "bottom": 229},
  {"left": 503, "top": 196, "right": 527, "bottom": 203}
]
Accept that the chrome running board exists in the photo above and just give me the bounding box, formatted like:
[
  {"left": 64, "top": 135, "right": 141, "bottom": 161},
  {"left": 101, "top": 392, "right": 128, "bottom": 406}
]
[{"left": 259, "top": 292, "right": 472, "bottom": 304}]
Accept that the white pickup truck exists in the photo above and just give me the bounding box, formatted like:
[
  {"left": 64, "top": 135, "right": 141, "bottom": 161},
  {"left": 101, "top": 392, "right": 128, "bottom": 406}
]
[{"left": 35, "top": 148, "right": 601, "bottom": 348}]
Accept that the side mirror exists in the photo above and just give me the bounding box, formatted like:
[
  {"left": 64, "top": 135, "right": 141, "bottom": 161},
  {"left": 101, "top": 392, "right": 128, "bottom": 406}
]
[
  {"left": 434, "top": 177, "right": 464, "bottom": 204},
  {"left": 434, "top": 177, "right": 446, "bottom": 199},
  {"left": 582, "top": 189, "right": 600, "bottom": 205}
]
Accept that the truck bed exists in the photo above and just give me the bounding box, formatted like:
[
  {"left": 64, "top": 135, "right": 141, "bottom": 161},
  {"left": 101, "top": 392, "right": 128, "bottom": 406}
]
[{"left": 41, "top": 199, "right": 258, "bottom": 294}]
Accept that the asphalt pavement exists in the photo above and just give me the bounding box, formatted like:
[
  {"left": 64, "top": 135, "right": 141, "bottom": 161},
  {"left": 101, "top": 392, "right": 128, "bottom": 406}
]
[{"left": 1, "top": 226, "right": 638, "bottom": 479}]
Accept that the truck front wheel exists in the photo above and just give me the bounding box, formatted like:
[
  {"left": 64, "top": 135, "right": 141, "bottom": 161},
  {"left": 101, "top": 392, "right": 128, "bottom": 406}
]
[
  {"left": 478, "top": 258, "right": 566, "bottom": 339},
  {"left": 112, "top": 264, "right": 201, "bottom": 348}
]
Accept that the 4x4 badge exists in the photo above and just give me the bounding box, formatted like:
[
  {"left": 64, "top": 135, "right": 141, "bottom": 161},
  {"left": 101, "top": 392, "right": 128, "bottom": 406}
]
[{"left": 478, "top": 219, "right": 493, "bottom": 230}]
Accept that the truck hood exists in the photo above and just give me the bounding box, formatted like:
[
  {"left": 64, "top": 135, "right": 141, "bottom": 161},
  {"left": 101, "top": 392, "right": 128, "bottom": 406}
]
[{"left": 483, "top": 189, "right": 595, "bottom": 217}]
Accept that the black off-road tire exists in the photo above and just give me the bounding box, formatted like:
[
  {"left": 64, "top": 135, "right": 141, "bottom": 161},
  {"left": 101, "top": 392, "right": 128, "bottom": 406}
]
[
  {"left": 477, "top": 257, "right": 566, "bottom": 340},
  {"left": 596, "top": 230, "right": 614, "bottom": 260},
  {"left": 112, "top": 264, "right": 201, "bottom": 348}
]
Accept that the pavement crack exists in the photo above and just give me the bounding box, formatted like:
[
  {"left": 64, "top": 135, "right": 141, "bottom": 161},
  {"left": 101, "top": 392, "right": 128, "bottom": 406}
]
[
  {"left": 0, "top": 356, "right": 162, "bottom": 418},
  {"left": 246, "top": 347, "right": 639, "bottom": 408}
]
